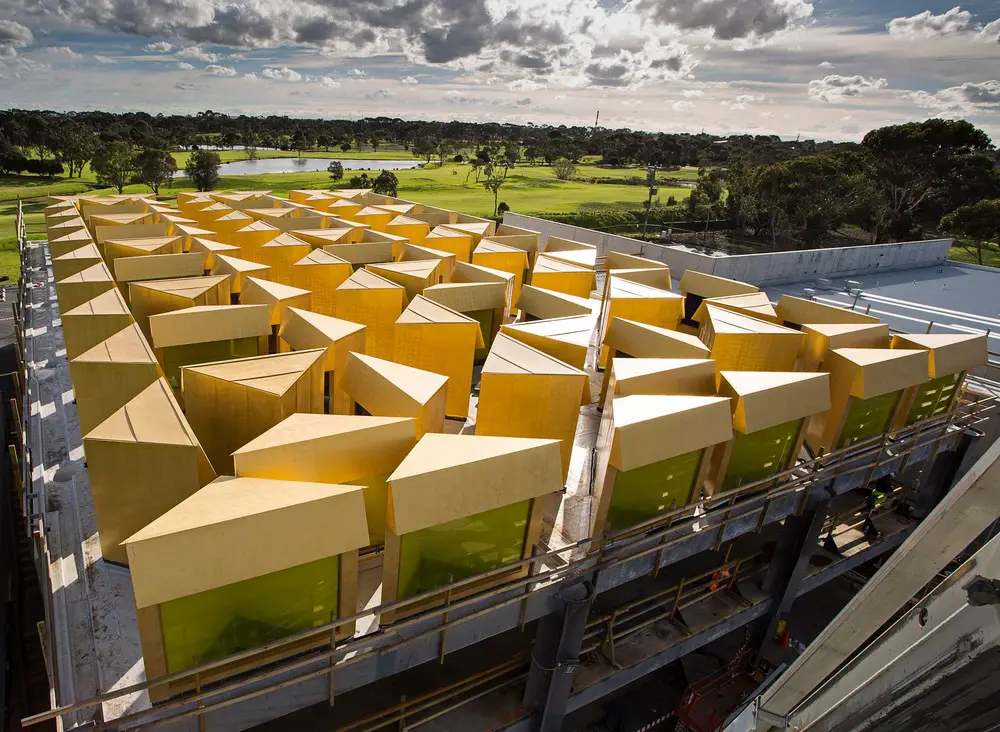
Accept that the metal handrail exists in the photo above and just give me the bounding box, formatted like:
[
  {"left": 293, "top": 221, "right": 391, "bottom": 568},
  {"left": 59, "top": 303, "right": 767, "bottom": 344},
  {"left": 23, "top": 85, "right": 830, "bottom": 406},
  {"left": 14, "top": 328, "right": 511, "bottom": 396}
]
[{"left": 20, "top": 390, "right": 991, "bottom": 729}]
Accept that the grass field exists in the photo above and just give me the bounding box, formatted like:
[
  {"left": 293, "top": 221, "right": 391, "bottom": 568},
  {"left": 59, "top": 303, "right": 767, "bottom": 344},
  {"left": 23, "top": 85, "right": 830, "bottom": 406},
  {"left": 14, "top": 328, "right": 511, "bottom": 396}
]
[
  {"left": 0, "top": 160, "right": 697, "bottom": 280},
  {"left": 947, "top": 241, "right": 1000, "bottom": 268}
]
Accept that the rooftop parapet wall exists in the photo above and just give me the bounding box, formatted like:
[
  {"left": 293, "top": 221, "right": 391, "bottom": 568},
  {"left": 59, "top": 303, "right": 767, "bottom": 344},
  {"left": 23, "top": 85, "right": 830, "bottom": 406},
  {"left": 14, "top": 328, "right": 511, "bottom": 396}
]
[{"left": 502, "top": 213, "right": 952, "bottom": 286}]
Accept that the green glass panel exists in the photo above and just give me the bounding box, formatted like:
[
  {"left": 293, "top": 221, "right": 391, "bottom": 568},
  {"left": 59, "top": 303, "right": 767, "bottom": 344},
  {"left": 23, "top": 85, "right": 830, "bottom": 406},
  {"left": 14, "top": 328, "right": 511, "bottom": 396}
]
[
  {"left": 905, "top": 372, "right": 961, "bottom": 425},
  {"left": 837, "top": 390, "right": 902, "bottom": 449},
  {"left": 397, "top": 500, "right": 530, "bottom": 600},
  {"left": 160, "top": 555, "right": 339, "bottom": 673},
  {"left": 470, "top": 308, "right": 495, "bottom": 362},
  {"left": 163, "top": 337, "right": 260, "bottom": 391},
  {"left": 608, "top": 449, "right": 702, "bottom": 531},
  {"left": 722, "top": 418, "right": 803, "bottom": 492}
]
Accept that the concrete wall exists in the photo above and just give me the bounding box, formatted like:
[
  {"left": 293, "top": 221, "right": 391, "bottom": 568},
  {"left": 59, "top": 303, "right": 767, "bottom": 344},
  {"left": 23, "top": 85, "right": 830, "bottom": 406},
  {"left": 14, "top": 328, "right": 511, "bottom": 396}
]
[{"left": 502, "top": 213, "right": 953, "bottom": 286}]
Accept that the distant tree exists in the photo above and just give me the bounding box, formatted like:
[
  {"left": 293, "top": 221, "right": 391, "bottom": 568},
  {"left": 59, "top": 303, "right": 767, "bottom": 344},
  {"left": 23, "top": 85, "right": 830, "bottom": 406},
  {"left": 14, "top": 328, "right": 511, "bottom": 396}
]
[
  {"left": 435, "top": 139, "right": 453, "bottom": 167},
  {"left": 184, "top": 149, "right": 221, "bottom": 192},
  {"left": 552, "top": 159, "right": 577, "bottom": 180},
  {"left": 0, "top": 146, "right": 28, "bottom": 175},
  {"left": 56, "top": 121, "right": 96, "bottom": 178},
  {"left": 220, "top": 130, "right": 240, "bottom": 149},
  {"left": 292, "top": 129, "right": 313, "bottom": 157},
  {"left": 369, "top": 132, "right": 381, "bottom": 152},
  {"left": 941, "top": 199, "right": 1000, "bottom": 265},
  {"left": 348, "top": 172, "right": 373, "bottom": 189},
  {"left": 133, "top": 148, "right": 177, "bottom": 195},
  {"left": 372, "top": 170, "right": 398, "bottom": 196},
  {"left": 497, "top": 201, "right": 510, "bottom": 216},
  {"left": 23, "top": 158, "right": 63, "bottom": 178},
  {"left": 91, "top": 140, "right": 137, "bottom": 193},
  {"left": 412, "top": 137, "right": 435, "bottom": 164},
  {"left": 317, "top": 134, "right": 330, "bottom": 151},
  {"left": 328, "top": 160, "right": 344, "bottom": 182},
  {"left": 340, "top": 137, "right": 353, "bottom": 153},
  {"left": 243, "top": 130, "right": 259, "bottom": 161}
]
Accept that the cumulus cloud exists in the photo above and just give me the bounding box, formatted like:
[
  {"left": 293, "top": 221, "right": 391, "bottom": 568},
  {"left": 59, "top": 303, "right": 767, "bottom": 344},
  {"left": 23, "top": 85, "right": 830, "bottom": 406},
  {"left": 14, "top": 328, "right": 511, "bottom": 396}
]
[
  {"left": 672, "top": 100, "right": 694, "bottom": 110},
  {"left": 14, "top": 57, "right": 51, "bottom": 74},
  {"left": 400, "top": 75, "right": 418, "bottom": 85},
  {"left": 4, "top": 0, "right": 810, "bottom": 90},
  {"left": 144, "top": 41, "right": 174, "bottom": 52},
  {"left": 682, "top": 89, "right": 705, "bottom": 98},
  {"left": 721, "top": 93, "right": 760, "bottom": 109},
  {"left": 320, "top": 76, "right": 340, "bottom": 88},
  {"left": 818, "top": 60, "right": 833, "bottom": 68},
  {"left": 0, "top": 20, "right": 32, "bottom": 58},
  {"left": 348, "top": 68, "right": 367, "bottom": 78},
  {"left": 632, "top": 0, "right": 813, "bottom": 41},
  {"left": 176, "top": 45, "right": 219, "bottom": 62},
  {"left": 94, "top": 55, "right": 117, "bottom": 64},
  {"left": 243, "top": 72, "right": 258, "bottom": 79},
  {"left": 42, "top": 46, "right": 82, "bottom": 59},
  {"left": 174, "top": 80, "right": 200, "bottom": 90},
  {"left": 176, "top": 61, "right": 195, "bottom": 70},
  {"left": 262, "top": 66, "right": 301, "bottom": 81},
  {"left": 902, "top": 80, "right": 1000, "bottom": 115},
  {"left": 443, "top": 90, "right": 484, "bottom": 104},
  {"left": 366, "top": 88, "right": 394, "bottom": 99},
  {"left": 887, "top": 7, "right": 971, "bottom": 38},
  {"left": 205, "top": 63, "right": 236, "bottom": 76},
  {"left": 979, "top": 18, "right": 1000, "bottom": 43},
  {"left": 808, "top": 74, "right": 887, "bottom": 102},
  {"left": 508, "top": 78, "right": 544, "bottom": 91}
]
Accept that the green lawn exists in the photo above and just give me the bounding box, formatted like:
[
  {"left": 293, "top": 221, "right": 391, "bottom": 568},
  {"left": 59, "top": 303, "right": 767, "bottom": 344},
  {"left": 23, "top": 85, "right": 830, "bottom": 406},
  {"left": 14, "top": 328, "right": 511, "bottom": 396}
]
[
  {"left": 0, "top": 161, "right": 696, "bottom": 277},
  {"left": 948, "top": 241, "right": 1000, "bottom": 267}
]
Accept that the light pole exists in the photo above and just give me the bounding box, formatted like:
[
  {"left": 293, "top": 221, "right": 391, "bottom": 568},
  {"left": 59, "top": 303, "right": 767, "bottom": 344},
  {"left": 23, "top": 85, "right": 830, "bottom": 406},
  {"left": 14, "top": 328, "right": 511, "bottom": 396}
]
[{"left": 642, "top": 164, "right": 658, "bottom": 240}]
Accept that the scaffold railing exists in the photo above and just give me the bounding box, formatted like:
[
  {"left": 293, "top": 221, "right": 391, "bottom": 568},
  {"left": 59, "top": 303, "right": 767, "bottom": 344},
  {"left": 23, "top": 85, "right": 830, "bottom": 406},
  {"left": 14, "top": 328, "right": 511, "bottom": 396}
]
[{"left": 19, "top": 380, "right": 997, "bottom": 730}]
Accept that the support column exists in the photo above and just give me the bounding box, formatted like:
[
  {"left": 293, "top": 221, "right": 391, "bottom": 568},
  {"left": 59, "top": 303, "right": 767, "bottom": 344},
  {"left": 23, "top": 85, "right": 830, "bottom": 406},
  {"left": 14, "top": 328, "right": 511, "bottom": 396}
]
[
  {"left": 753, "top": 498, "right": 831, "bottom": 658},
  {"left": 523, "top": 581, "right": 595, "bottom": 732}
]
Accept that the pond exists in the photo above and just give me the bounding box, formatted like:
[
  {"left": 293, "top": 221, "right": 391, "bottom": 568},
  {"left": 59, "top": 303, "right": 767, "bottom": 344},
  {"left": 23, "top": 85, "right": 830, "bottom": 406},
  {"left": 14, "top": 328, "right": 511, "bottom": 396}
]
[{"left": 211, "top": 157, "right": 424, "bottom": 176}]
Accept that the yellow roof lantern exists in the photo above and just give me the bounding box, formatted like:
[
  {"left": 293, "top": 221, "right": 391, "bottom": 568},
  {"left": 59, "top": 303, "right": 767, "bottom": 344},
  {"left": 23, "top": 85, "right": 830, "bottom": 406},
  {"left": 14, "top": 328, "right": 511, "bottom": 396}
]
[
  {"left": 775, "top": 295, "right": 880, "bottom": 329},
  {"left": 69, "top": 322, "right": 162, "bottom": 436},
  {"left": 189, "top": 236, "right": 239, "bottom": 270},
  {"left": 149, "top": 304, "right": 271, "bottom": 350},
  {"left": 240, "top": 276, "right": 312, "bottom": 327},
  {"left": 128, "top": 275, "right": 231, "bottom": 338},
  {"left": 678, "top": 270, "right": 759, "bottom": 298},
  {"left": 698, "top": 292, "right": 779, "bottom": 324},
  {"left": 516, "top": 285, "right": 594, "bottom": 321},
  {"left": 125, "top": 476, "right": 368, "bottom": 609},
  {"left": 386, "top": 214, "right": 431, "bottom": 245},
  {"left": 60, "top": 288, "right": 134, "bottom": 360},
  {"left": 290, "top": 248, "right": 353, "bottom": 316},
  {"left": 340, "top": 352, "right": 448, "bottom": 438},
  {"left": 335, "top": 269, "right": 408, "bottom": 360},
  {"left": 531, "top": 254, "right": 596, "bottom": 300},
  {"left": 52, "top": 242, "right": 103, "bottom": 282},
  {"left": 367, "top": 260, "right": 443, "bottom": 300},
  {"left": 423, "top": 281, "right": 508, "bottom": 314},
  {"left": 399, "top": 243, "right": 457, "bottom": 282},
  {"left": 425, "top": 226, "right": 474, "bottom": 263},
  {"left": 394, "top": 295, "right": 485, "bottom": 419},
  {"left": 322, "top": 235, "right": 395, "bottom": 267},
  {"left": 476, "top": 333, "right": 589, "bottom": 478},
  {"left": 607, "top": 394, "right": 733, "bottom": 471},
  {"left": 452, "top": 260, "right": 516, "bottom": 314},
  {"left": 85, "top": 378, "right": 215, "bottom": 565},
  {"left": 278, "top": 306, "right": 366, "bottom": 408},
  {"left": 500, "top": 315, "right": 596, "bottom": 370},
  {"left": 699, "top": 304, "right": 804, "bottom": 375},
  {"left": 799, "top": 322, "right": 891, "bottom": 371},
  {"left": 103, "top": 235, "right": 183, "bottom": 262},
  {"left": 599, "top": 277, "right": 685, "bottom": 366},
  {"left": 256, "top": 233, "right": 312, "bottom": 286},
  {"left": 540, "top": 236, "right": 598, "bottom": 270},
  {"left": 826, "top": 347, "right": 930, "bottom": 399},
  {"left": 233, "top": 413, "right": 417, "bottom": 544},
  {"left": 718, "top": 371, "right": 831, "bottom": 434},
  {"left": 605, "top": 250, "right": 669, "bottom": 272},
  {"left": 291, "top": 227, "right": 358, "bottom": 249},
  {"left": 55, "top": 261, "right": 116, "bottom": 312},
  {"left": 210, "top": 253, "right": 272, "bottom": 295},
  {"left": 890, "top": 333, "right": 988, "bottom": 378},
  {"left": 113, "top": 253, "right": 205, "bottom": 296},
  {"left": 472, "top": 240, "right": 530, "bottom": 304},
  {"left": 181, "top": 349, "right": 326, "bottom": 473},
  {"left": 605, "top": 317, "right": 710, "bottom": 358},
  {"left": 387, "top": 433, "right": 562, "bottom": 535},
  {"left": 49, "top": 227, "right": 95, "bottom": 259},
  {"left": 441, "top": 221, "right": 495, "bottom": 246},
  {"left": 609, "top": 358, "right": 718, "bottom": 399}
]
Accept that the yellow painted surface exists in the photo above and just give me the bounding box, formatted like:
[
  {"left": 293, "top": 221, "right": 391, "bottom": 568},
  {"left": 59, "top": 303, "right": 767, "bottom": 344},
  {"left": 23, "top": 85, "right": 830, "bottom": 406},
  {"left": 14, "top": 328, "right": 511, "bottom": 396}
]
[
  {"left": 55, "top": 262, "right": 116, "bottom": 313},
  {"left": 341, "top": 352, "right": 448, "bottom": 438},
  {"left": 85, "top": 379, "right": 215, "bottom": 564},
  {"left": 335, "top": 270, "right": 407, "bottom": 360},
  {"left": 530, "top": 255, "right": 595, "bottom": 300},
  {"left": 254, "top": 233, "right": 312, "bottom": 286},
  {"left": 775, "top": 295, "right": 881, "bottom": 328},
  {"left": 52, "top": 242, "right": 103, "bottom": 282},
  {"left": 609, "top": 358, "right": 717, "bottom": 399},
  {"left": 61, "top": 288, "right": 134, "bottom": 360},
  {"left": 210, "top": 253, "right": 272, "bottom": 295},
  {"left": 290, "top": 249, "right": 353, "bottom": 316},
  {"left": 891, "top": 333, "right": 988, "bottom": 378},
  {"left": 240, "top": 276, "right": 312, "bottom": 327},
  {"left": 719, "top": 371, "right": 831, "bottom": 433},
  {"left": 516, "top": 285, "right": 594, "bottom": 321},
  {"left": 800, "top": 323, "right": 891, "bottom": 371},
  {"left": 128, "top": 275, "right": 231, "bottom": 338},
  {"left": 189, "top": 237, "right": 240, "bottom": 271},
  {"left": 181, "top": 349, "right": 326, "bottom": 474},
  {"left": 234, "top": 414, "right": 417, "bottom": 545},
  {"left": 472, "top": 241, "right": 530, "bottom": 308},
  {"left": 698, "top": 305, "right": 804, "bottom": 377},
  {"left": 500, "top": 315, "right": 596, "bottom": 371},
  {"left": 425, "top": 227, "right": 474, "bottom": 263},
  {"left": 475, "top": 334, "right": 588, "bottom": 480}
]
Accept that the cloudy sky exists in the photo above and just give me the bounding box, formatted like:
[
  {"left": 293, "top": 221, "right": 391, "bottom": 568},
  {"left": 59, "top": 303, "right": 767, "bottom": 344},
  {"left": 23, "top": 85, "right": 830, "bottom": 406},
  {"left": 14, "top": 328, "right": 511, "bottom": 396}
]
[{"left": 0, "top": 0, "right": 998, "bottom": 142}]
